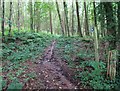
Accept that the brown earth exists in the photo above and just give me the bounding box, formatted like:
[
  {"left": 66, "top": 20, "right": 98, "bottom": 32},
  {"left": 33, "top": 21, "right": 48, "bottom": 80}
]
[{"left": 22, "top": 40, "right": 83, "bottom": 90}]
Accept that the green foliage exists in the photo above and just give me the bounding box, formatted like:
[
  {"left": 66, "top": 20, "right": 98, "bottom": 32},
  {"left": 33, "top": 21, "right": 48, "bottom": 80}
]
[
  {"left": 77, "top": 50, "right": 95, "bottom": 59},
  {"left": 27, "top": 72, "right": 37, "bottom": 79},
  {"left": 2, "top": 32, "right": 55, "bottom": 90},
  {"left": 75, "top": 61, "right": 117, "bottom": 89},
  {"left": 7, "top": 79, "right": 23, "bottom": 91},
  {"left": 2, "top": 79, "right": 7, "bottom": 89},
  {"left": 2, "top": 32, "right": 54, "bottom": 62}
]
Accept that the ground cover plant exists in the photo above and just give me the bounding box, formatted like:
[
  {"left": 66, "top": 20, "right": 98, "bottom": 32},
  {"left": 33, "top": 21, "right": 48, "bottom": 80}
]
[{"left": 1, "top": 1, "right": 120, "bottom": 90}]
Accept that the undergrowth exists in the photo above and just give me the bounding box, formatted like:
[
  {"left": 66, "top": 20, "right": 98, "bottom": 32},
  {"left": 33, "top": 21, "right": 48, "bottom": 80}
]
[
  {"left": 1, "top": 32, "right": 119, "bottom": 90},
  {"left": 1, "top": 31, "right": 55, "bottom": 90},
  {"left": 55, "top": 36, "right": 119, "bottom": 90}
]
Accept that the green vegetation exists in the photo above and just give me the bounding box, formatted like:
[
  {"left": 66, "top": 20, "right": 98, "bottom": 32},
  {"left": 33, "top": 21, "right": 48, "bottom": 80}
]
[
  {"left": 55, "top": 36, "right": 119, "bottom": 90},
  {"left": 1, "top": 0, "right": 120, "bottom": 90},
  {"left": 1, "top": 32, "right": 55, "bottom": 90}
]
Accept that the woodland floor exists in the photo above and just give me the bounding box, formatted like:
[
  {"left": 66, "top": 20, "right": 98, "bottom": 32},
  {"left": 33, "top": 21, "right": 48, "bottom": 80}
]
[
  {"left": 21, "top": 40, "right": 94, "bottom": 90},
  {"left": 2, "top": 32, "right": 118, "bottom": 90},
  {"left": 23, "top": 40, "right": 78, "bottom": 89}
]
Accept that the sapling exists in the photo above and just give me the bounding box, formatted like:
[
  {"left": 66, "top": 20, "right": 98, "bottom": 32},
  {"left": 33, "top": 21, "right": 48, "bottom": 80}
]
[
  {"left": 91, "top": 26, "right": 99, "bottom": 62},
  {"left": 94, "top": 26, "right": 99, "bottom": 62}
]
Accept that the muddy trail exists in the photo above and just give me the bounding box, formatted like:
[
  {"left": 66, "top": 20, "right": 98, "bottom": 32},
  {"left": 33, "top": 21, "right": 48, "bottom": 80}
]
[{"left": 23, "top": 40, "right": 81, "bottom": 90}]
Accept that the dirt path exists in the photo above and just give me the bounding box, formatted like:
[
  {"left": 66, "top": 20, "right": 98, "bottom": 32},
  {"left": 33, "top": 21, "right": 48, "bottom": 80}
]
[{"left": 26, "top": 40, "right": 79, "bottom": 89}]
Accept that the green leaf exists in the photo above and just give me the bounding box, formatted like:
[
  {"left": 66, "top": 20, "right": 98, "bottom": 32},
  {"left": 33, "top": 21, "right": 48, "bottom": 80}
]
[{"left": 7, "top": 79, "right": 23, "bottom": 91}]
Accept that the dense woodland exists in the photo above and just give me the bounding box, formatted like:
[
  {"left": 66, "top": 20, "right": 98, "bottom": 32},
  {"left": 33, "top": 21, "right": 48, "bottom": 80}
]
[{"left": 0, "top": 0, "right": 120, "bottom": 90}]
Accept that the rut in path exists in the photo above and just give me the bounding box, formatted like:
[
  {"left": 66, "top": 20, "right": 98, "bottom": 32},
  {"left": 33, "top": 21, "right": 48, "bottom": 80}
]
[{"left": 34, "top": 40, "right": 78, "bottom": 89}]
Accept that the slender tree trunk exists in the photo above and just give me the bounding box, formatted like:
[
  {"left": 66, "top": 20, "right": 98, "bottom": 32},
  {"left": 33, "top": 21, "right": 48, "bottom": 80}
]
[
  {"left": 84, "top": 2, "right": 89, "bottom": 36},
  {"left": 9, "top": 2, "right": 12, "bottom": 36},
  {"left": 63, "top": 11, "right": 67, "bottom": 35},
  {"left": 12, "top": 3, "right": 15, "bottom": 28},
  {"left": 63, "top": 2, "right": 70, "bottom": 36},
  {"left": 117, "top": 2, "right": 120, "bottom": 76},
  {"left": 49, "top": 9, "right": 53, "bottom": 34},
  {"left": 93, "top": 2, "right": 99, "bottom": 38},
  {"left": 76, "top": 1, "right": 83, "bottom": 37},
  {"left": 71, "top": 1, "right": 74, "bottom": 36},
  {"left": 33, "top": 3, "right": 35, "bottom": 30},
  {"left": 118, "top": 2, "right": 120, "bottom": 39},
  {"left": 99, "top": 3, "right": 106, "bottom": 37},
  {"left": 34, "top": 2, "right": 38, "bottom": 32},
  {"left": 2, "top": 0, "right": 5, "bottom": 37},
  {"left": 18, "top": 0, "right": 20, "bottom": 31},
  {"left": 36, "top": 7, "right": 39, "bottom": 33},
  {"left": 93, "top": 2, "right": 97, "bottom": 29},
  {"left": 23, "top": 2, "right": 25, "bottom": 30},
  {"left": 30, "top": 0, "right": 33, "bottom": 32},
  {"left": 56, "top": 1, "right": 64, "bottom": 35}
]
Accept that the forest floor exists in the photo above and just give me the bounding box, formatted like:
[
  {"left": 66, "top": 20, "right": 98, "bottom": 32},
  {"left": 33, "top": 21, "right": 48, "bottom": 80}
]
[
  {"left": 1, "top": 32, "right": 118, "bottom": 90},
  {"left": 23, "top": 40, "right": 78, "bottom": 89}
]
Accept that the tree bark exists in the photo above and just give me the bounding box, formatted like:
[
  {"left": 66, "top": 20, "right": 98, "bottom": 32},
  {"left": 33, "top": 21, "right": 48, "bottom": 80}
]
[
  {"left": 117, "top": 2, "right": 120, "bottom": 76},
  {"left": 84, "top": 2, "right": 89, "bottom": 36},
  {"left": 2, "top": 0, "right": 5, "bottom": 37},
  {"left": 56, "top": 1, "right": 64, "bottom": 35},
  {"left": 93, "top": 2, "right": 99, "bottom": 38},
  {"left": 30, "top": 0, "right": 33, "bottom": 32},
  {"left": 63, "top": 2, "right": 70, "bottom": 37},
  {"left": 100, "top": 3, "right": 106, "bottom": 37},
  {"left": 33, "top": 3, "right": 36, "bottom": 30},
  {"left": 76, "top": 0, "right": 82, "bottom": 37},
  {"left": 71, "top": 1, "right": 74, "bottom": 36},
  {"left": 18, "top": 0, "right": 20, "bottom": 31},
  {"left": 9, "top": 2, "right": 12, "bottom": 36},
  {"left": 49, "top": 9, "right": 53, "bottom": 34}
]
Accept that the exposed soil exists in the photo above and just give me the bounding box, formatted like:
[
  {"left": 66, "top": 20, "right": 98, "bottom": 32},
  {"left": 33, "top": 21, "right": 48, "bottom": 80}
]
[
  {"left": 2, "top": 39, "right": 108, "bottom": 90},
  {"left": 22, "top": 40, "right": 82, "bottom": 90}
]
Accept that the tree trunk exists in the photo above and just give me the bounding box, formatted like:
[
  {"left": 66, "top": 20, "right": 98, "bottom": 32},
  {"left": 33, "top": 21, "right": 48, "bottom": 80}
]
[
  {"left": 104, "top": 3, "right": 116, "bottom": 50},
  {"left": 71, "top": 2, "right": 74, "bottom": 36},
  {"left": 104, "top": 3, "right": 117, "bottom": 80},
  {"left": 63, "top": 2, "right": 70, "bottom": 37},
  {"left": 18, "top": 0, "right": 20, "bottom": 31},
  {"left": 1, "top": 0, "right": 5, "bottom": 37},
  {"left": 33, "top": 3, "right": 36, "bottom": 31},
  {"left": 99, "top": 3, "right": 106, "bottom": 37},
  {"left": 49, "top": 9, "right": 53, "bottom": 34},
  {"left": 118, "top": 2, "right": 120, "bottom": 40},
  {"left": 56, "top": 1, "right": 64, "bottom": 35},
  {"left": 84, "top": 2, "right": 89, "bottom": 36},
  {"left": 76, "top": 1, "right": 82, "bottom": 37},
  {"left": 93, "top": 2, "right": 99, "bottom": 38},
  {"left": 117, "top": 2, "right": 120, "bottom": 76},
  {"left": 9, "top": 2, "right": 12, "bottom": 36},
  {"left": 30, "top": 0, "right": 33, "bottom": 32}
]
